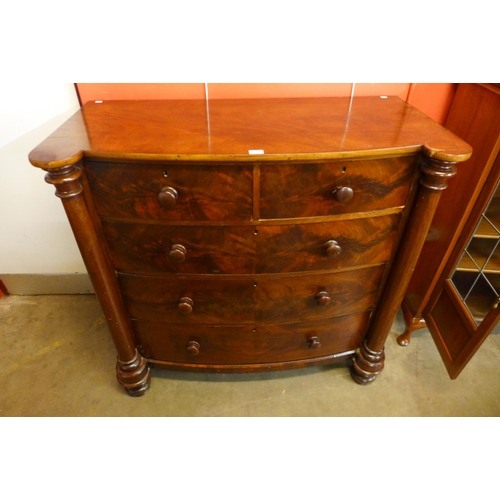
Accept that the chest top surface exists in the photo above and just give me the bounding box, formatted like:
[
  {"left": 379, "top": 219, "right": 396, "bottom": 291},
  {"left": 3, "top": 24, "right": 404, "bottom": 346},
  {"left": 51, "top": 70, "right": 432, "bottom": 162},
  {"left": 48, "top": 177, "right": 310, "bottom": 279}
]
[{"left": 29, "top": 96, "right": 472, "bottom": 169}]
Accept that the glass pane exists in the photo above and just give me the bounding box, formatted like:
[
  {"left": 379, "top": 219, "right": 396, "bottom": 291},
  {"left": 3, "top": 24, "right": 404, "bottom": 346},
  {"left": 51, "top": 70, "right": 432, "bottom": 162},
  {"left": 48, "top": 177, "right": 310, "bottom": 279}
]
[
  {"left": 450, "top": 177, "right": 500, "bottom": 326},
  {"left": 451, "top": 268, "right": 480, "bottom": 299},
  {"left": 484, "top": 239, "right": 500, "bottom": 272},
  {"left": 475, "top": 215, "right": 500, "bottom": 238},
  {"left": 467, "top": 237, "right": 499, "bottom": 268},
  {"left": 464, "top": 273, "right": 498, "bottom": 322},
  {"left": 486, "top": 272, "right": 500, "bottom": 295}
]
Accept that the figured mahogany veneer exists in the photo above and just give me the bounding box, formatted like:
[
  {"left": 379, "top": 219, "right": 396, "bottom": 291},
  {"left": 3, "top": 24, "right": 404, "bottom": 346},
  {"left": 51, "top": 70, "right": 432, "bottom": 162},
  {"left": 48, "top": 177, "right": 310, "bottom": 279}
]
[
  {"left": 101, "top": 215, "right": 401, "bottom": 275},
  {"left": 118, "top": 265, "right": 385, "bottom": 325},
  {"left": 134, "top": 313, "right": 372, "bottom": 367},
  {"left": 85, "top": 161, "right": 253, "bottom": 221},
  {"left": 29, "top": 97, "right": 471, "bottom": 396},
  {"left": 259, "top": 157, "right": 415, "bottom": 219}
]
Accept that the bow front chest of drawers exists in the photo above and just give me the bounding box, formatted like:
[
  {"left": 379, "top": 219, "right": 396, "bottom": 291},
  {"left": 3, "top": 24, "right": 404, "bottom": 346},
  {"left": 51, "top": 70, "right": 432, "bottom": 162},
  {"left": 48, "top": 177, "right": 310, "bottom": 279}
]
[{"left": 29, "top": 97, "right": 471, "bottom": 396}]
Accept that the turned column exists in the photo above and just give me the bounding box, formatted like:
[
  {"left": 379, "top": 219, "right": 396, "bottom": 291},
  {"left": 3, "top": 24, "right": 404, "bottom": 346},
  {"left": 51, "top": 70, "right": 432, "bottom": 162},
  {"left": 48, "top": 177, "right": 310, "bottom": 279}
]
[
  {"left": 351, "top": 156, "right": 458, "bottom": 385},
  {"left": 44, "top": 164, "right": 150, "bottom": 396}
]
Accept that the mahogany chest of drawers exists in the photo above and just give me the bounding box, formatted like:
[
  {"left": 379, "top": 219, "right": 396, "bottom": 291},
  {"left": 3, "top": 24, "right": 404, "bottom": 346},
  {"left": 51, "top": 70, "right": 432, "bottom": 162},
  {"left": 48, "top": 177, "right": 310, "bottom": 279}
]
[{"left": 29, "top": 96, "right": 471, "bottom": 396}]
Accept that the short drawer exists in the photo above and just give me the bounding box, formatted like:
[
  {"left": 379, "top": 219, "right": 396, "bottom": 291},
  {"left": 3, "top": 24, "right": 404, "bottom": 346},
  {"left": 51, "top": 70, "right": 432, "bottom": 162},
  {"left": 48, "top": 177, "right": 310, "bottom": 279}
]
[
  {"left": 259, "top": 157, "right": 415, "bottom": 219},
  {"left": 102, "top": 221, "right": 255, "bottom": 274},
  {"left": 84, "top": 161, "right": 253, "bottom": 221},
  {"left": 133, "top": 312, "right": 371, "bottom": 365},
  {"left": 118, "top": 265, "right": 386, "bottom": 325}
]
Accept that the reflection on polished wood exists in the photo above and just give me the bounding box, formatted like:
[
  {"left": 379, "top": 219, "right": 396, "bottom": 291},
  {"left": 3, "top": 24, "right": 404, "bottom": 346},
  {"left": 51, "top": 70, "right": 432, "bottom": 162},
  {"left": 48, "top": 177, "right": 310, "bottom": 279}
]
[{"left": 30, "top": 97, "right": 471, "bottom": 169}]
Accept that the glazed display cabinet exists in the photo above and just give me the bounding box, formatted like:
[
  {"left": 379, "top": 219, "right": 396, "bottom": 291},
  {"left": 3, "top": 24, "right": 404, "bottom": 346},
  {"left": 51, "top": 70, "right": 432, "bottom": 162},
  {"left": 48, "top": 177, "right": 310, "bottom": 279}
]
[
  {"left": 425, "top": 148, "right": 500, "bottom": 378},
  {"left": 400, "top": 83, "right": 500, "bottom": 378}
]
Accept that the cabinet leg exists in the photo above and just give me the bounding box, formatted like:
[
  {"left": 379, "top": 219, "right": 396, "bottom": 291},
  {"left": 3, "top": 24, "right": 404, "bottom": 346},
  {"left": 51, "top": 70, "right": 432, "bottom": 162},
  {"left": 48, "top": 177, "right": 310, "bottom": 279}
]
[
  {"left": 397, "top": 300, "right": 427, "bottom": 346},
  {"left": 116, "top": 350, "right": 151, "bottom": 397},
  {"left": 350, "top": 341, "right": 385, "bottom": 385}
]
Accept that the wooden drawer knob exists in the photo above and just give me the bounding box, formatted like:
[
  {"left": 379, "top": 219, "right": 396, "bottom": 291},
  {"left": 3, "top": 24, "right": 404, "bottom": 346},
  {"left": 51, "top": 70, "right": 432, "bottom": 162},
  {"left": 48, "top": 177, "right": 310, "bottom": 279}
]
[
  {"left": 315, "top": 291, "right": 331, "bottom": 306},
  {"left": 178, "top": 296, "right": 194, "bottom": 314},
  {"left": 332, "top": 186, "right": 354, "bottom": 204},
  {"left": 157, "top": 186, "right": 178, "bottom": 209},
  {"left": 307, "top": 336, "right": 322, "bottom": 349},
  {"left": 324, "top": 240, "right": 342, "bottom": 259},
  {"left": 169, "top": 244, "right": 187, "bottom": 263},
  {"left": 186, "top": 340, "right": 200, "bottom": 356}
]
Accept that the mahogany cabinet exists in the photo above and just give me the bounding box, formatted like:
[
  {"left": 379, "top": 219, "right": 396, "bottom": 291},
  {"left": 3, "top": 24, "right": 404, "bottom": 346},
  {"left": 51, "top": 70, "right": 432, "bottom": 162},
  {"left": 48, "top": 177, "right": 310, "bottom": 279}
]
[
  {"left": 29, "top": 96, "right": 471, "bottom": 396},
  {"left": 400, "top": 83, "right": 500, "bottom": 378}
]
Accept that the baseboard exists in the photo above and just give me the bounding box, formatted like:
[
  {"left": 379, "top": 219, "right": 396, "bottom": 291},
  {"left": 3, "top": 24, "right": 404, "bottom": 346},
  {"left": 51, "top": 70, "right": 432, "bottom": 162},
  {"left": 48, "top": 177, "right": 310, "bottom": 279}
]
[{"left": 0, "top": 274, "right": 94, "bottom": 295}]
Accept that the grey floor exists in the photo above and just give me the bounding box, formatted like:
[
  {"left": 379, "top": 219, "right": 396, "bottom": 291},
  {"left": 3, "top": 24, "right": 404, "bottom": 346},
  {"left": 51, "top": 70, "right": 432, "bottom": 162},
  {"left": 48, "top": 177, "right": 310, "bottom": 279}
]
[{"left": 2, "top": 293, "right": 500, "bottom": 417}]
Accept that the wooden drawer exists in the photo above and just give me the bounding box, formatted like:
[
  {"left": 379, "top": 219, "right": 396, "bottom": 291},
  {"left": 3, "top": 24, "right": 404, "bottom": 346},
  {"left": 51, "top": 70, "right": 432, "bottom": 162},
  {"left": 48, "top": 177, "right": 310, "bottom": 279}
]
[
  {"left": 259, "top": 157, "right": 415, "bottom": 219},
  {"left": 118, "top": 274, "right": 255, "bottom": 324},
  {"left": 256, "top": 214, "right": 401, "bottom": 273},
  {"left": 102, "top": 214, "right": 400, "bottom": 275},
  {"left": 118, "top": 265, "right": 385, "bottom": 325},
  {"left": 254, "top": 265, "right": 385, "bottom": 324},
  {"left": 133, "top": 312, "right": 371, "bottom": 365},
  {"left": 102, "top": 222, "right": 255, "bottom": 274},
  {"left": 84, "top": 161, "right": 253, "bottom": 221}
]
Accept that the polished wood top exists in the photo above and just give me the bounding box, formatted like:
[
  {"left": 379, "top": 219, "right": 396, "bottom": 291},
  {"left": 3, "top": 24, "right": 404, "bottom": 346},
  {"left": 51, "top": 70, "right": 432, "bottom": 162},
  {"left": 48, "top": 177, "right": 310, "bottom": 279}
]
[{"left": 29, "top": 96, "right": 472, "bottom": 169}]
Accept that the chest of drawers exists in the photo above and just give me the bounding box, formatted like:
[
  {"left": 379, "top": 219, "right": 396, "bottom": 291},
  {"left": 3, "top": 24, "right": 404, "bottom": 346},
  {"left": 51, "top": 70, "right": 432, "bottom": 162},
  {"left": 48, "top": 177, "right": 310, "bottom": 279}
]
[{"left": 29, "top": 96, "right": 471, "bottom": 396}]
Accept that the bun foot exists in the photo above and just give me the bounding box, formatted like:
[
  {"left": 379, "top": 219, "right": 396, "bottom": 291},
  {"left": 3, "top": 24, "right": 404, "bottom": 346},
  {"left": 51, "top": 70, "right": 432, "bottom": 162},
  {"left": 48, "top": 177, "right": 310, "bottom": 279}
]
[
  {"left": 116, "top": 349, "right": 151, "bottom": 397},
  {"left": 397, "top": 331, "right": 412, "bottom": 346},
  {"left": 351, "top": 341, "right": 385, "bottom": 385},
  {"left": 398, "top": 302, "right": 427, "bottom": 346}
]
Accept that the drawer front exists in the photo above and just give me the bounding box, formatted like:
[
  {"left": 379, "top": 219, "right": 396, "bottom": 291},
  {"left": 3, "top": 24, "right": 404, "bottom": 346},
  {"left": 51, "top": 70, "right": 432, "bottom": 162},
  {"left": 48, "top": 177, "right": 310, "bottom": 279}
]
[
  {"left": 133, "top": 312, "right": 371, "bottom": 365},
  {"left": 84, "top": 161, "right": 253, "bottom": 221},
  {"left": 102, "top": 214, "right": 400, "bottom": 275},
  {"left": 118, "top": 265, "right": 385, "bottom": 325},
  {"left": 254, "top": 265, "right": 385, "bottom": 324},
  {"left": 256, "top": 214, "right": 401, "bottom": 273},
  {"left": 260, "top": 157, "right": 415, "bottom": 219},
  {"left": 102, "top": 222, "right": 255, "bottom": 274},
  {"left": 119, "top": 274, "right": 256, "bottom": 324}
]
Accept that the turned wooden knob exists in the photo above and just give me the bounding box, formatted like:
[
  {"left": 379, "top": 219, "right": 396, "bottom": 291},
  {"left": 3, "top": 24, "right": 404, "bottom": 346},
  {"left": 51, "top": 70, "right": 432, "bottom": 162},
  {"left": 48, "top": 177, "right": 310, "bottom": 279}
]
[
  {"left": 307, "top": 336, "right": 322, "bottom": 349},
  {"left": 315, "top": 291, "right": 331, "bottom": 306},
  {"left": 157, "top": 186, "right": 178, "bottom": 209},
  {"left": 186, "top": 340, "right": 200, "bottom": 356},
  {"left": 324, "top": 240, "right": 342, "bottom": 259},
  {"left": 332, "top": 186, "right": 354, "bottom": 204},
  {"left": 169, "top": 244, "right": 187, "bottom": 263},
  {"left": 178, "top": 297, "right": 194, "bottom": 314}
]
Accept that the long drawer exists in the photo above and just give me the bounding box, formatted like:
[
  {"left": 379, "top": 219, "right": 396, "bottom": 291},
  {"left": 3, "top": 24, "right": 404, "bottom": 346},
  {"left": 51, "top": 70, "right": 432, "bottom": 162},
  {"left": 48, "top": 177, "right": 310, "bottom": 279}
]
[
  {"left": 102, "top": 214, "right": 401, "bottom": 274},
  {"left": 118, "top": 265, "right": 386, "bottom": 325},
  {"left": 260, "top": 157, "right": 415, "bottom": 219},
  {"left": 133, "top": 312, "right": 371, "bottom": 365}
]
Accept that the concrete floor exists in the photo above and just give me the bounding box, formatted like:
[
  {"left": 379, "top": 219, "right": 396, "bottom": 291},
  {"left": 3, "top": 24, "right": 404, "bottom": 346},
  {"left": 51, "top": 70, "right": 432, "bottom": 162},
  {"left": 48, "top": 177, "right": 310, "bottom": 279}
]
[{"left": 2, "top": 293, "right": 500, "bottom": 417}]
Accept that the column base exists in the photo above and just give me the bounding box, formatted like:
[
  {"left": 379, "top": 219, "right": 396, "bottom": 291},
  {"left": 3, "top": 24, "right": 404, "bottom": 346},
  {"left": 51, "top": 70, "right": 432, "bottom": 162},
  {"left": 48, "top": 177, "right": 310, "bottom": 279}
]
[
  {"left": 350, "top": 341, "right": 385, "bottom": 385},
  {"left": 116, "top": 350, "right": 151, "bottom": 397}
]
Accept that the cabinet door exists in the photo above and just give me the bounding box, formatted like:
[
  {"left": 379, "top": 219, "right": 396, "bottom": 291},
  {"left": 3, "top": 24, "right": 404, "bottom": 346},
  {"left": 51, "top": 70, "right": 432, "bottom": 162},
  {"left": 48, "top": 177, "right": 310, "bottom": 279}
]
[{"left": 424, "top": 154, "right": 500, "bottom": 378}]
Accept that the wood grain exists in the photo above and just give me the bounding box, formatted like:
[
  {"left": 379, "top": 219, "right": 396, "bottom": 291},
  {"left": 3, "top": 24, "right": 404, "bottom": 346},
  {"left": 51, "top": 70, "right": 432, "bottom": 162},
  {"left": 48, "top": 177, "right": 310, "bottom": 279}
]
[
  {"left": 85, "top": 160, "right": 253, "bottom": 221},
  {"left": 118, "top": 265, "right": 385, "bottom": 325},
  {"left": 133, "top": 312, "right": 370, "bottom": 365},
  {"left": 260, "top": 157, "right": 415, "bottom": 218},
  {"left": 29, "top": 97, "right": 472, "bottom": 169},
  {"left": 101, "top": 214, "right": 400, "bottom": 275}
]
